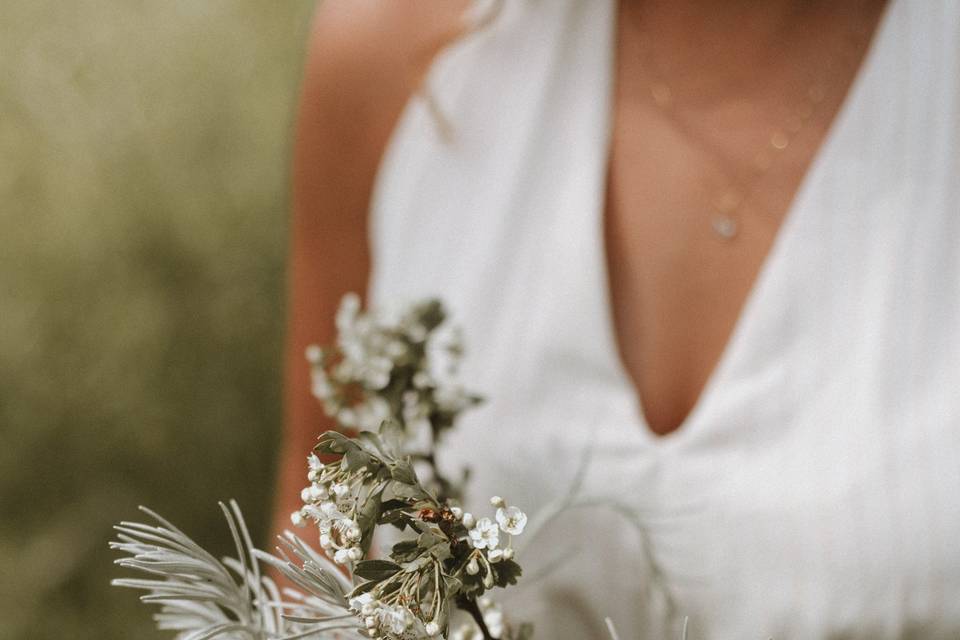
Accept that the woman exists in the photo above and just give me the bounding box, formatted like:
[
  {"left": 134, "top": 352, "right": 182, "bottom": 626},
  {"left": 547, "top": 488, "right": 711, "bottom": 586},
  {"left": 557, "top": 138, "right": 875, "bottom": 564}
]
[{"left": 275, "top": 1, "right": 960, "bottom": 637}]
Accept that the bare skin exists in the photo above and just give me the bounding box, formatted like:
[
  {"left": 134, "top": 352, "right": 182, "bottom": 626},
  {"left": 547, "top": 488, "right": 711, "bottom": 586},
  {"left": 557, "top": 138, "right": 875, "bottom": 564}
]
[
  {"left": 274, "top": 0, "right": 888, "bottom": 536},
  {"left": 607, "top": 0, "right": 888, "bottom": 434}
]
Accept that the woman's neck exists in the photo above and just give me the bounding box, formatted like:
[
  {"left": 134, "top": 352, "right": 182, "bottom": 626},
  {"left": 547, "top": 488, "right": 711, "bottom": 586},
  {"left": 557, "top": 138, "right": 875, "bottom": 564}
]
[{"left": 622, "top": 0, "right": 881, "bottom": 107}]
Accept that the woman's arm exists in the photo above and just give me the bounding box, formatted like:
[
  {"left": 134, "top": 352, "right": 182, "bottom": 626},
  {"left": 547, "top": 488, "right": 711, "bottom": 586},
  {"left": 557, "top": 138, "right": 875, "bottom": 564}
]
[{"left": 272, "top": 0, "right": 468, "bottom": 543}]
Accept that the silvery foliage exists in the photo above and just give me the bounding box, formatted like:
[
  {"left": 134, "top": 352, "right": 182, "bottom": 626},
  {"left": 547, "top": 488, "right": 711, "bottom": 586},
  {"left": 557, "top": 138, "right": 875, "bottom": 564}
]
[
  {"left": 111, "top": 501, "right": 364, "bottom": 640},
  {"left": 111, "top": 296, "right": 532, "bottom": 640}
]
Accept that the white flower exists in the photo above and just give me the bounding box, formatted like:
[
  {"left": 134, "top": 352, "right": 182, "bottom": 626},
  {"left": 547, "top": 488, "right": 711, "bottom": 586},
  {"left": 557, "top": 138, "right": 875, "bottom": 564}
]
[
  {"left": 379, "top": 604, "right": 414, "bottom": 634},
  {"left": 289, "top": 510, "right": 305, "bottom": 527},
  {"left": 348, "top": 592, "right": 373, "bottom": 612},
  {"left": 309, "top": 365, "right": 333, "bottom": 400},
  {"left": 333, "top": 548, "right": 351, "bottom": 564},
  {"left": 305, "top": 344, "right": 323, "bottom": 364},
  {"left": 449, "top": 624, "right": 481, "bottom": 640},
  {"left": 364, "top": 356, "right": 393, "bottom": 390},
  {"left": 308, "top": 454, "right": 323, "bottom": 470},
  {"left": 335, "top": 293, "right": 361, "bottom": 332},
  {"left": 320, "top": 501, "right": 341, "bottom": 518},
  {"left": 337, "top": 408, "right": 357, "bottom": 427},
  {"left": 469, "top": 517, "right": 499, "bottom": 550},
  {"left": 495, "top": 506, "right": 527, "bottom": 536},
  {"left": 484, "top": 608, "right": 504, "bottom": 638},
  {"left": 488, "top": 548, "right": 504, "bottom": 563},
  {"left": 386, "top": 339, "right": 408, "bottom": 359},
  {"left": 301, "top": 504, "right": 322, "bottom": 521},
  {"left": 356, "top": 397, "right": 391, "bottom": 431},
  {"left": 425, "top": 621, "right": 440, "bottom": 636},
  {"left": 412, "top": 371, "right": 433, "bottom": 389}
]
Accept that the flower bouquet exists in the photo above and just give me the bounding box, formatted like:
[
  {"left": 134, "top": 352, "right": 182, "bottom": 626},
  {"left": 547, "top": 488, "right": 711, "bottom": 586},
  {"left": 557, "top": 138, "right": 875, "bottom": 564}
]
[{"left": 111, "top": 295, "right": 553, "bottom": 640}]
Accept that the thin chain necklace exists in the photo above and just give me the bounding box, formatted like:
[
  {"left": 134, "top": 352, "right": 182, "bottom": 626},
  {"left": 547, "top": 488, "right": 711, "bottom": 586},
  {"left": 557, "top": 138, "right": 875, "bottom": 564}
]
[{"left": 628, "top": 5, "right": 869, "bottom": 241}]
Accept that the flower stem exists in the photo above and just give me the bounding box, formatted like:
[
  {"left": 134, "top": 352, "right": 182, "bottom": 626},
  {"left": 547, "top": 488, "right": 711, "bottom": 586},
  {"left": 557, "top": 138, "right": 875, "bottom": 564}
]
[{"left": 457, "top": 596, "right": 495, "bottom": 640}]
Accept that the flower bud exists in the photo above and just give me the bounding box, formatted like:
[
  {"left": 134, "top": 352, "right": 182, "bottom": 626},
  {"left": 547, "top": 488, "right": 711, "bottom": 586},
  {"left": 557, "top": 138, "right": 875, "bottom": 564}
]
[
  {"left": 320, "top": 501, "right": 338, "bottom": 516},
  {"left": 488, "top": 548, "right": 504, "bottom": 563},
  {"left": 483, "top": 572, "right": 494, "bottom": 589},
  {"left": 365, "top": 617, "right": 378, "bottom": 629},
  {"left": 305, "top": 345, "right": 323, "bottom": 363},
  {"left": 425, "top": 621, "right": 440, "bottom": 636},
  {"left": 301, "top": 487, "right": 312, "bottom": 502},
  {"left": 466, "top": 558, "right": 480, "bottom": 575},
  {"left": 503, "top": 547, "right": 515, "bottom": 560},
  {"left": 319, "top": 534, "right": 332, "bottom": 549},
  {"left": 289, "top": 511, "right": 305, "bottom": 527},
  {"left": 489, "top": 496, "right": 506, "bottom": 508},
  {"left": 462, "top": 512, "right": 476, "bottom": 529},
  {"left": 450, "top": 506, "right": 463, "bottom": 520},
  {"left": 334, "top": 548, "right": 351, "bottom": 564},
  {"left": 349, "top": 546, "right": 363, "bottom": 561}
]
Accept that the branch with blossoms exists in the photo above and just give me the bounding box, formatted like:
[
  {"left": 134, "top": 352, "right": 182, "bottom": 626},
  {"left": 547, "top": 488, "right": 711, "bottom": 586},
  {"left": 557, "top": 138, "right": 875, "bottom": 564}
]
[
  {"left": 111, "top": 295, "right": 534, "bottom": 640},
  {"left": 306, "top": 294, "right": 482, "bottom": 504}
]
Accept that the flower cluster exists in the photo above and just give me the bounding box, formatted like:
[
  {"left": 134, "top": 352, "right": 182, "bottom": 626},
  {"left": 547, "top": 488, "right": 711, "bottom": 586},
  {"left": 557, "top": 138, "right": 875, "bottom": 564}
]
[
  {"left": 462, "top": 497, "right": 527, "bottom": 590},
  {"left": 290, "top": 453, "right": 368, "bottom": 565},
  {"left": 114, "top": 295, "right": 535, "bottom": 640},
  {"left": 350, "top": 593, "right": 431, "bottom": 640},
  {"left": 307, "top": 294, "right": 479, "bottom": 434},
  {"left": 286, "top": 414, "right": 528, "bottom": 639},
  {"left": 306, "top": 294, "right": 482, "bottom": 502}
]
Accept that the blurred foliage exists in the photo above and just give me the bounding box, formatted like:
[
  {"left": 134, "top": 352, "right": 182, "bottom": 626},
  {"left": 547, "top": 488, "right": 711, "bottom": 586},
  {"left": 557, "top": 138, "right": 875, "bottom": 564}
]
[{"left": 0, "top": 1, "right": 316, "bottom": 638}]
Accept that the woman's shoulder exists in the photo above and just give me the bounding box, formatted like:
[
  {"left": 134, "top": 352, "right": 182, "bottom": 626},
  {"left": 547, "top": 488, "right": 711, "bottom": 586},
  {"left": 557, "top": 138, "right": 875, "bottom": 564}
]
[{"left": 299, "top": 0, "right": 470, "bottom": 147}]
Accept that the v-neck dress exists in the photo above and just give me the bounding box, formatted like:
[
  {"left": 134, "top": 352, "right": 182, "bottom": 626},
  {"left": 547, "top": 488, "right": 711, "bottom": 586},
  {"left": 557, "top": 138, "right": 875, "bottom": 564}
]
[{"left": 366, "top": 0, "right": 960, "bottom": 637}]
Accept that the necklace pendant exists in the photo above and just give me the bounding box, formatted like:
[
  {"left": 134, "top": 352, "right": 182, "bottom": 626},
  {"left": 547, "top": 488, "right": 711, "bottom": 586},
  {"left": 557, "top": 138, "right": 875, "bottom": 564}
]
[{"left": 711, "top": 214, "right": 738, "bottom": 240}]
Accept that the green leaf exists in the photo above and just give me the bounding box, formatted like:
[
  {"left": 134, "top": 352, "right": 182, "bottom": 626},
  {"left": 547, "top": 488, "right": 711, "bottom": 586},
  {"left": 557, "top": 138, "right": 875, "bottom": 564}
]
[
  {"left": 342, "top": 447, "right": 370, "bottom": 471},
  {"left": 354, "top": 559, "right": 402, "bottom": 582},
  {"left": 390, "top": 539, "right": 420, "bottom": 563},
  {"left": 402, "top": 555, "right": 432, "bottom": 574},
  {"left": 390, "top": 461, "right": 418, "bottom": 485},
  {"left": 356, "top": 431, "right": 389, "bottom": 458},
  {"left": 378, "top": 418, "right": 405, "bottom": 453},
  {"left": 347, "top": 579, "right": 378, "bottom": 598},
  {"left": 493, "top": 559, "right": 523, "bottom": 588},
  {"left": 417, "top": 529, "right": 444, "bottom": 548},
  {"left": 315, "top": 431, "right": 355, "bottom": 455}
]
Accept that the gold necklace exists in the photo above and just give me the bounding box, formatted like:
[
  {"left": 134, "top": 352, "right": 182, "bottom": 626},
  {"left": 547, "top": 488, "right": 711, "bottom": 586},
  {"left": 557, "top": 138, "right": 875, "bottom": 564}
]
[{"left": 629, "top": 6, "right": 869, "bottom": 241}]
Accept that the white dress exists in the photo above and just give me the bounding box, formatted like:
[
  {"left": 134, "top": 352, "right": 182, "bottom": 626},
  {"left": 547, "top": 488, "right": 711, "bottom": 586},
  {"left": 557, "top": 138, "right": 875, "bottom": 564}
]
[{"left": 367, "top": 1, "right": 960, "bottom": 637}]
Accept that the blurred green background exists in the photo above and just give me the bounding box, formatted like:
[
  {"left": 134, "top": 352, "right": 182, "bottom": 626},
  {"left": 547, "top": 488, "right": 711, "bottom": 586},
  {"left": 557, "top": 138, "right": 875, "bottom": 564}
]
[{"left": 0, "top": 1, "right": 316, "bottom": 637}]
